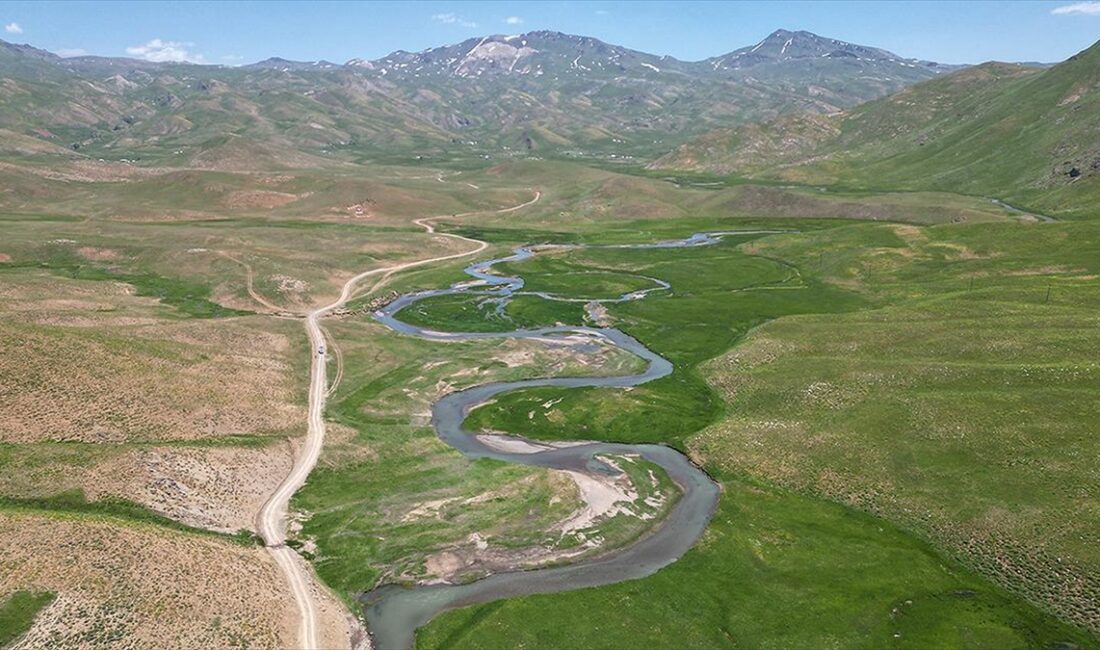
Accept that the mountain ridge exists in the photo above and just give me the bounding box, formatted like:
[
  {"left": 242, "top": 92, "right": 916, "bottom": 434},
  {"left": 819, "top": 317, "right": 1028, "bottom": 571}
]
[
  {"left": 0, "top": 28, "right": 966, "bottom": 72},
  {"left": 0, "top": 28, "right": 966, "bottom": 165},
  {"left": 343, "top": 28, "right": 964, "bottom": 80}
]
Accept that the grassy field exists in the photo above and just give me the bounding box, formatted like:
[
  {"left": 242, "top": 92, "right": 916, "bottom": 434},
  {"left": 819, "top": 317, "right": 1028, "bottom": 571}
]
[
  {"left": 0, "top": 590, "right": 55, "bottom": 647},
  {"left": 394, "top": 215, "right": 1100, "bottom": 646},
  {"left": 0, "top": 306, "right": 305, "bottom": 445},
  {"left": 0, "top": 208, "right": 477, "bottom": 310},
  {"left": 420, "top": 478, "right": 1090, "bottom": 650},
  {"left": 454, "top": 160, "right": 1018, "bottom": 230},
  {"left": 691, "top": 219, "right": 1100, "bottom": 632}
]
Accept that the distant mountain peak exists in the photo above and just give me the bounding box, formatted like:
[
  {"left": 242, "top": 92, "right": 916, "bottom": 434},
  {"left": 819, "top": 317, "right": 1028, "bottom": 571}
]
[
  {"left": 0, "top": 38, "right": 60, "bottom": 62},
  {"left": 244, "top": 57, "right": 338, "bottom": 71},
  {"left": 707, "top": 28, "right": 949, "bottom": 73},
  {"left": 352, "top": 29, "right": 665, "bottom": 79},
  {"left": 765, "top": 28, "right": 797, "bottom": 38}
]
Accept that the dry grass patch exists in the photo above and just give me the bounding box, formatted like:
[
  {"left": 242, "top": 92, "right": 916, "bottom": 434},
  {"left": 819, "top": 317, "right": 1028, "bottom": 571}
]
[
  {"left": 0, "top": 512, "right": 301, "bottom": 649},
  {"left": 224, "top": 190, "right": 302, "bottom": 210},
  {"left": 0, "top": 443, "right": 295, "bottom": 533},
  {"left": 0, "top": 273, "right": 160, "bottom": 328},
  {"left": 0, "top": 317, "right": 304, "bottom": 444}
]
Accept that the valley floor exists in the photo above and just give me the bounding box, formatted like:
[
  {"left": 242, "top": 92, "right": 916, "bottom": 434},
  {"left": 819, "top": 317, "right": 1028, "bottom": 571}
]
[{"left": 0, "top": 159, "right": 1095, "bottom": 649}]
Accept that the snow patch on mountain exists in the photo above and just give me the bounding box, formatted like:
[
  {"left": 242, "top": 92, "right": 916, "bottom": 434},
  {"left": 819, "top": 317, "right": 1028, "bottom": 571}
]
[{"left": 454, "top": 40, "right": 538, "bottom": 76}]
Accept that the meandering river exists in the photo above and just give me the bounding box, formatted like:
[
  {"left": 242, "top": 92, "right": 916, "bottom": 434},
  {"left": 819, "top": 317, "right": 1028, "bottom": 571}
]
[{"left": 362, "top": 231, "right": 786, "bottom": 648}]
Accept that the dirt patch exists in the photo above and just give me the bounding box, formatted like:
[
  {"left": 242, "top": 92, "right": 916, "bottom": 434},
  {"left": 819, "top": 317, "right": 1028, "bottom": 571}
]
[
  {"left": 425, "top": 551, "right": 465, "bottom": 578},
  {"left": 494, "top": 334, "right": 635, "bottom": 372},
  {"left": 419, "top": 531, "right": 596, "bottom": 586},
  {"left": 929, "top": 242, "right": 998, "bottom": 260},
  {"left": 559, "top": 461, "right": 643, "bottom": 533},
  {"left": 891, "top": 224, "right": 928, "bottom": 246},
  {"left": 475, "top": 434, "right": 584, "bottom": 455},
  {"left": 585, "top": 301, "right": 612, "bottom": 327},
  {"left": 270, "top": 274, "right": 310, "bottom": 296},
  {"left": 411, "top": 456, "right": 672, "bottom": 586},
  {"left": 98, "top": 444, "right": 295, "bottom": 532},
  {"left": 76, "top": 246, "right": 120, "bottom": 262},
  {"left": 344, "top": 202, "right": 374, "bottom": 218},
  {"left": 0, "top": 253, "right": 11, "bottom": 262},
  {"left": 225, "top": 190, "right": 301, "bottom": 210},
  {"left": 257, "top": 175, "right": 295, "bottom": 186}
]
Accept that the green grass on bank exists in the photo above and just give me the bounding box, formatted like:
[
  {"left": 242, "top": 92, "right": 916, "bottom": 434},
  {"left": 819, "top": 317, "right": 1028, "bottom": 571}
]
[
  {"left": 397, "top": 294, "right": 520, "bottom": 334},
  {"left": 0, "top": 590, "right": 55, "bottom": 647},
  {"left": 399, "top": 228, "right": 862, "bottom": 449},
  {"left": 295, "top": 327, "right": 649, "bottom": 603},
  {"left": 419, "top": 477, "right": 1092, "bottom": 650}
]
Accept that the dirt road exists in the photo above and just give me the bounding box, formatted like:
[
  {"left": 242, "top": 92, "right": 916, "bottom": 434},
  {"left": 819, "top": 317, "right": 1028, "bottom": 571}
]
[
  {"left": 218, "top": 252, "right": 288, "bottom": 313},
  {"left": 256, "top": 191, "right": 539, "bottom": 649}
]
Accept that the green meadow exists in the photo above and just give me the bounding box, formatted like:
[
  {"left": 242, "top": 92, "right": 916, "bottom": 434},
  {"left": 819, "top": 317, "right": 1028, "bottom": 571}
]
[{"left": 389, "top": 215, "right": 1099, "bottom": 647}]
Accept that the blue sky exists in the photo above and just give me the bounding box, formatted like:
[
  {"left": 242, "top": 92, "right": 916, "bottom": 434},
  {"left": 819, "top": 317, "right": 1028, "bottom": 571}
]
[{"left": 2, "top": 1, "right": 1099, "bottom": 65}]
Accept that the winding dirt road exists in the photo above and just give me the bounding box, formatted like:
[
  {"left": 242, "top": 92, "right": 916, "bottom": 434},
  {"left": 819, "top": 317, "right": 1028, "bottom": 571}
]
[
  {"left": 256, "top": 190, "right": 539, "bottom": 649},
  {"left": 218, "top": 252, "right": 289, "bottom": 313}
]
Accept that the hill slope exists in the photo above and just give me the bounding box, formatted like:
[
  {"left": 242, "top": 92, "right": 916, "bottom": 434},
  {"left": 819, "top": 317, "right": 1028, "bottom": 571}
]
[
  {"left": 653, "top": 40, "right": 1100, "bottom": 218},
  {"left": 0, "top": 29, "right": 957, "bottom": 165}
]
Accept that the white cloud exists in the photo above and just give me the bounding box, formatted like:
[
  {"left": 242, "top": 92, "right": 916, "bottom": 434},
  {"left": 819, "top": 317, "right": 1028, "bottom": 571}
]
[
  {"left": 125, "top": 38, "right": 205, "bottom": 63},
  {"left": 504, "top": 16, "right": 524, "bottom": 25},
  {"left": 432, "top": 12, "right": 478, "bottom": 28},
  {"left": 56, "top": 48, "right": 87, "bottom": 58},
  {"left": 5, "top": 22, "right": 23, "bottom": 34},
  {"left": 595, "top": 10, "right": 610, "bottom": 15},
  {"left": 1052, "top": 1, "right": 1100, "bottom": 14}
]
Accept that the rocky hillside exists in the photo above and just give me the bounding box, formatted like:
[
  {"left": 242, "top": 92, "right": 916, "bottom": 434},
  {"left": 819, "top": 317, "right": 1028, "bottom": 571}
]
[
  {"left": 347, "top": 31, "right": 695, "bottom": 79},
  {"left": 0, "top": 29, "right": 958, "bottom": 166}
]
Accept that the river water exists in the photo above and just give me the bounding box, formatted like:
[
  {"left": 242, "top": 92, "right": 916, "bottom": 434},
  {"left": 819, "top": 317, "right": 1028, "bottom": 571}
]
[{"left": 361, "top": 231, "right": 787, "bottom": 648}]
